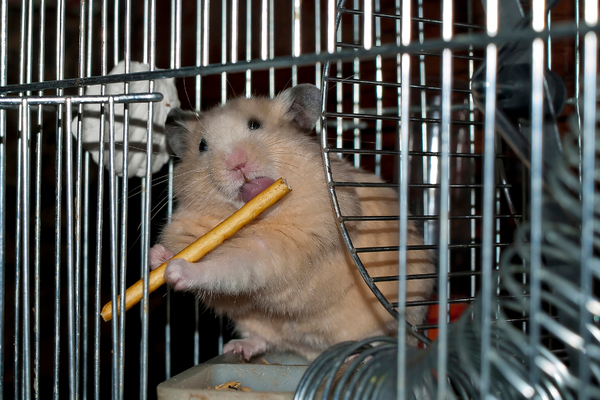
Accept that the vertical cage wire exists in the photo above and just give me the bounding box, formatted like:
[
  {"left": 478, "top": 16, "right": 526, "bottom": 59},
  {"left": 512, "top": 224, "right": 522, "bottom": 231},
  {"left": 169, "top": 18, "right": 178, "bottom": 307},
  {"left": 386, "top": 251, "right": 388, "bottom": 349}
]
[
  {"left": 374, "top": 0, "right": 383, "bottom": 177},
  {"left": 397, "top": 4, "right": 412, "bottom": 400},
  {"left": 32, "top": 1, "right": 45, "bottom": 397},
  {"left": 53, "top": 2, "right": 66, "bottom": 395},
  {"left": 140, "top": 1, "right": 157, "bottom": 397},
  {"left": 64, "top": 96, "right": 76, "bottom": 400},
  {"left": 193, "top": 0, "right": 205, "bottom": 368},
  {"left": 0, "top": 0, "right": 6, "bottom": 396},
  {"left": 107, "top": 94, "right": 118, "bottom": 400},
  {"left": 479, "top": 1, "right": 498, "bottom": 397},
  {"left": 579, "top": 2, "right": 597, "bottom": 397},
  {"left": 15, "top": 3, "right": 25, "bottom": 400},
  {"left": 529, "top": 2, "right": 546, "bottom": 388},
  {"left": 163, "top": 0, "right": 181, "bottom": 381},
  {"left": 118, "top": 0, "right": 132, "bottom": 394},
  {"left": 437, "top": 0, "right": 453, "bottom": 396},
  {"left": 245, "top": 0, "right": 252, "bottom": 96},
  {"left": 74, "top": 2, "right": 86, "bottom": 399},
  {"left": 20, "top": 98, "right": 32, "bottom": 400}
]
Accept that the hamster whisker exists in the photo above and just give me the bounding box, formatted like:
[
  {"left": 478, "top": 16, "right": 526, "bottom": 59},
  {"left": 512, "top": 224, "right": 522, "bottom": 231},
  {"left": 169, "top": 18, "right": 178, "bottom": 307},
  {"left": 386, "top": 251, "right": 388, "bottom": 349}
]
[
  {"left": 281, "top": 77, "right": 294, "bottom": 93},
  {"left": 149, "top": 191, "right": 175, "bottom": 218},
  {"left": 125, "top": 173, "right": 176, "bottom": 201},
  {"left": 270, "top": 151, "right": 315, "bottom": 166},
  {"left": 171, "top": 179, "right": 218, "bottom": 209},
  {"left": 271, "top": 161, "right": 305, "bottom": 179},
  {"left": 324, "top": 73, "right": 360, "bottom": 93},
  {"left": 191, "top": 109, "right": 204, "bottom": 126},
  {"left": 181, "top": 77, "right": 195, "bottom": 111},
  {"left": 156, "top": 167, "right": 212, "bottom": 189},
  {"left": 126, "top": 196, "right": 172, "bottom": 249},
  {"left": 112, "top": 142, "right": 170, "bottom": 156},
  {"left": 225, "top": 78, "right": 237, "bottom": 99},
  {"left": 268, "top": 149, "right": 312, "bottom": 161}
]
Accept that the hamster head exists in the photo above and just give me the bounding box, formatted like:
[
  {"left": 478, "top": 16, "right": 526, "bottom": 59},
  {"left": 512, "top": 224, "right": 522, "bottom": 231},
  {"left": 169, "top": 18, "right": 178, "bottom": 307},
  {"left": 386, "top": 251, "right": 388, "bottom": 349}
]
[{"left": 165, "top": 84, "right": 322, "bottom": 211}]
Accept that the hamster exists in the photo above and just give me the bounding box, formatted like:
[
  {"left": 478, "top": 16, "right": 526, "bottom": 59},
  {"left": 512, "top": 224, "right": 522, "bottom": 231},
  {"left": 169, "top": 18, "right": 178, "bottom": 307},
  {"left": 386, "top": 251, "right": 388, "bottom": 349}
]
[{"left": 149, "top": 84, "right": 435, "bottom": 361}]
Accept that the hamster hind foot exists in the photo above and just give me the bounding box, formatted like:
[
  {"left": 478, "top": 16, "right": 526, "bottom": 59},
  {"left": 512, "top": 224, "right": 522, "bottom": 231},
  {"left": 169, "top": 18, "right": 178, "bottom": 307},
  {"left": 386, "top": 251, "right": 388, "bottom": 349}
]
[
  {"left": 149, "top": 244, "right": 174, "bottom": 270},
  {"left": 223, "top": 337, "right": 268, "bottom": 360}
]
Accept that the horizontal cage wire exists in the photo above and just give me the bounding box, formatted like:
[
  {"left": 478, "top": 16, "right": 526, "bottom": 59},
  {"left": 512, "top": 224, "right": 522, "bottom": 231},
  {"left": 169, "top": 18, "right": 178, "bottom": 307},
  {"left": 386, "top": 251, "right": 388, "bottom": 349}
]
[{"left": 0, "top": 0, "right": 597, "bottom": 399}]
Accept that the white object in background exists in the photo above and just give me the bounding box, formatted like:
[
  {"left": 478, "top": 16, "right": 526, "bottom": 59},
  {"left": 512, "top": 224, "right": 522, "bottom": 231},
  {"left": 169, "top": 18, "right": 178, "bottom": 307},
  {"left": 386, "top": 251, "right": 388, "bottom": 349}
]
[{"left": 71, "top": 60, "right": 180, "bottom": 178}]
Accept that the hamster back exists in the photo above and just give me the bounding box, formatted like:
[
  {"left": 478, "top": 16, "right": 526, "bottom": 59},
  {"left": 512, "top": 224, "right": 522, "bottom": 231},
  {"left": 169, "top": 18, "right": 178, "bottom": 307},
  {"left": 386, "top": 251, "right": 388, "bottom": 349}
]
[{"left": 150, "top": 84, "right": 435, "bottom": 360}]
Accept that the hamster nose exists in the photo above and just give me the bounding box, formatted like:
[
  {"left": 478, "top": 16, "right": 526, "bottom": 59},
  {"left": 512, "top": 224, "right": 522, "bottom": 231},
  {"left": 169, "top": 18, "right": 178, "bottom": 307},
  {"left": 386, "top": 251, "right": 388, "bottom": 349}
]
[
  {"left": 225, "top": 149, "right": 248, "bottom": 172},
  {"left": 232, "top": 162, "right": 246, "bottom": 171}
]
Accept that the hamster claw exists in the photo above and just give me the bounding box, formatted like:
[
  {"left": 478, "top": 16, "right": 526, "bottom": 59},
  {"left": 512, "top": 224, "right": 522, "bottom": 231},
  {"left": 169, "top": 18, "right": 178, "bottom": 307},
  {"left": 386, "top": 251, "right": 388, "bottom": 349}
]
[
  {"left": 149, "top": 244, "right": 175, "bottom": 270},
  {"left": 223, "top": 337, "right": 267, "bottom": 360}
]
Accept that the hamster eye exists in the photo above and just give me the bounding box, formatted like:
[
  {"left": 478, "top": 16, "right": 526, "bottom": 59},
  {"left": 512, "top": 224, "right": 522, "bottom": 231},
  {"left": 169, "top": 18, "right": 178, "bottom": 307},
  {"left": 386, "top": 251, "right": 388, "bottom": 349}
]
[
  {"left": 199, "top": 138, "right": 208, "bottom": 153},
  {"left": 248, "top": 119, "right": 261, "bottom": 130}
]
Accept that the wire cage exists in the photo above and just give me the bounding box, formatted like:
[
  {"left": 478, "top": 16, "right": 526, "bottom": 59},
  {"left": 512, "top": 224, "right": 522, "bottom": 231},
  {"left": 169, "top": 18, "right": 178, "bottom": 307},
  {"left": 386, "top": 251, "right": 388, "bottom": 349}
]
[{"left": 0, "top": 0, "right": 598, "bottom": 399}]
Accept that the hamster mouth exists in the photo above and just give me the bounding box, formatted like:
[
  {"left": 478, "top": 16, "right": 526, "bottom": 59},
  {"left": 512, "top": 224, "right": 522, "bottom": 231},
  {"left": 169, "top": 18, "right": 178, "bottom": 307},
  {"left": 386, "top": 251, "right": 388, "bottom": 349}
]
[{"left": 241, "top": 177, "right": 276, "bottom": 203}]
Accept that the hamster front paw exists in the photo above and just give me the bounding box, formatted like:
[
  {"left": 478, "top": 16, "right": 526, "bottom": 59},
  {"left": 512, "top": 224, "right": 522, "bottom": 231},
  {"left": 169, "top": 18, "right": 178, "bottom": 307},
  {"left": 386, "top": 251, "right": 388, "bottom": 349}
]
[
  {"left": 164, "top": 258, "right": 196, "bottom": 291},
  {"left": 223, "top": 337, "right": 268, "bottom": 360},
  {"left": 149, "top": 244, "right": 175, "bottom": 270}
]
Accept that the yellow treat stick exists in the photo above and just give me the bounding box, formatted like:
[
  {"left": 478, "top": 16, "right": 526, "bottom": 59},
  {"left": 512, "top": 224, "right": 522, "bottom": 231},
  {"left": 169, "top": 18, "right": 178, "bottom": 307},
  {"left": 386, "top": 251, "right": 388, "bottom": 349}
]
[{"left": 101, "top": 178, "right": 292, "bottom": 322}]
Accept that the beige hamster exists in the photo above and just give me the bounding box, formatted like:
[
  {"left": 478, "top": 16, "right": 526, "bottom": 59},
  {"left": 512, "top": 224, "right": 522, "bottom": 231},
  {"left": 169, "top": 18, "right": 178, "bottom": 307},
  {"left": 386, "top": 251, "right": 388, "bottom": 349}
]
[{"left": 149, "top": 84, "right": 435, "bottom": 361}]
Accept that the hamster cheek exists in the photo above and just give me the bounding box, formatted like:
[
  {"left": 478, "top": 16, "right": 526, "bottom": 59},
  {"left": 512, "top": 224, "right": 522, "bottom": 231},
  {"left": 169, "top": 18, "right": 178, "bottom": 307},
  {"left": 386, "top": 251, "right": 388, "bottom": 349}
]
[{"left": 149, "top": 244, "right": 175, "bottom": 270}]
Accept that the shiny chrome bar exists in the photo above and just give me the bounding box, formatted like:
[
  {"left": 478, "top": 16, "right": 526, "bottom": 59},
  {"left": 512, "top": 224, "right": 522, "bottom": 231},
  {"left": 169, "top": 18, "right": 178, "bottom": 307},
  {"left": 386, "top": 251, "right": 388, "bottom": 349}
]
[
  {"left": 480, "top": 3, "right": 498, "bottom": 394},
  {"left": 314, "top": 0, "right": 321, "bottom": 89},
  {"left": 374, "top": 0, "right": 382, "bottom": 176},
  {"left": 261, "top": 0, "right": 268, "bottom": 61},
  {"left": 245, "top": 0, "right": 252, "bottom": 96},
  {"left": 0, "top": 93, "right": 164, "bottom": 107},
  {"left": 397, "top": 1, "right": 411, "bottom": 398},
  {"left": 114, "top": 0, "right": 120, "bottom": 66},
  {"left": 53, "top": 0, "right": 66, "bottom": 396},
  {"left": 291, "top": 0, "right": 301, "bottom": 86},
  {"left": 140, "top": 0, "right": 156, "bottom": 396},
  {"left": 117, "top": 1, "right": 132, "bottom": 397},
  {"left": 268, "top": 0, "right": 274, "bottom": 97},
  {"left": 74, "top": 1, "right": 87, "bottom": 398},
  {"left": 194, "top": 0, "right": 206, "bottom": 366},
  {"left": 82, "top": 151, "right": 90, "bottom": 400},
  {"left": 33, "top": 0, "right": 46, "bottom": 398},
  {"left": 328, "top": 0, "right": 335, "bottom": 54},
  {"left": 437, "top": 1, "right": 453, "bottom": 398},
  {"left": 0, "top": 0, "right": 7, "bottom": 393},
  {"left": 352, "top": 0, "right": 361, "bottom": 168},
  {"left": 579, "top": 3, "right": 597, "bottom": 398},
  {"left": 529, "top": 0, "right": 546, "bottom": 390},
  {"left": 20, "top": 98, "right": 32, "bottom": 400},
  {"left": 221, "top": 0, "right": 227, "bottom": 104},
  {"left": 107, "top": 95, "right": 119, "bottom": 400},
  {"left": 231, "top": 0, "right": 238, "bottom": 64},
  {"left": 16, "top": 1, "right": 28, "bottom": 398},
  {"left": 64, "top": 97, "right": 77, "bottom": 400},
  {"left": 94, "top": 0, "right": 109, "bottom": 396}
]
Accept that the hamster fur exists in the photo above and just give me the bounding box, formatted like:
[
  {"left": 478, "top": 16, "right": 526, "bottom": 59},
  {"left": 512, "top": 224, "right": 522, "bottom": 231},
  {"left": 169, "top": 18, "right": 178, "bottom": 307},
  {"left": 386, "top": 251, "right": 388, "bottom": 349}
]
[{"left": 149, "top": 84, "right": 435, "bottom": 361}]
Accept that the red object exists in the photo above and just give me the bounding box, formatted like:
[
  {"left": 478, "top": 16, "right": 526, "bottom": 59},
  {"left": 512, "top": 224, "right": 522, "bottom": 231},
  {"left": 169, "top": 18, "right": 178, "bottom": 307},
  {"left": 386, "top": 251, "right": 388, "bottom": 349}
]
[{"left": 425, "top": 302, "right": 469, "bottom": 342}]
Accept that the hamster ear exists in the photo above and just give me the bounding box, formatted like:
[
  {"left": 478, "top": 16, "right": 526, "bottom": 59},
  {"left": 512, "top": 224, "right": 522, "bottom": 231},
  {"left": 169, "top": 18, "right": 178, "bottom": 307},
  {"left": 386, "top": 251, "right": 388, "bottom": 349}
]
[
  {"left": 165, "top": 108, "right": 197, "bottom": 158},
  {"left": 277, "top": 84, "right": 322, "bottom": 132}
]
